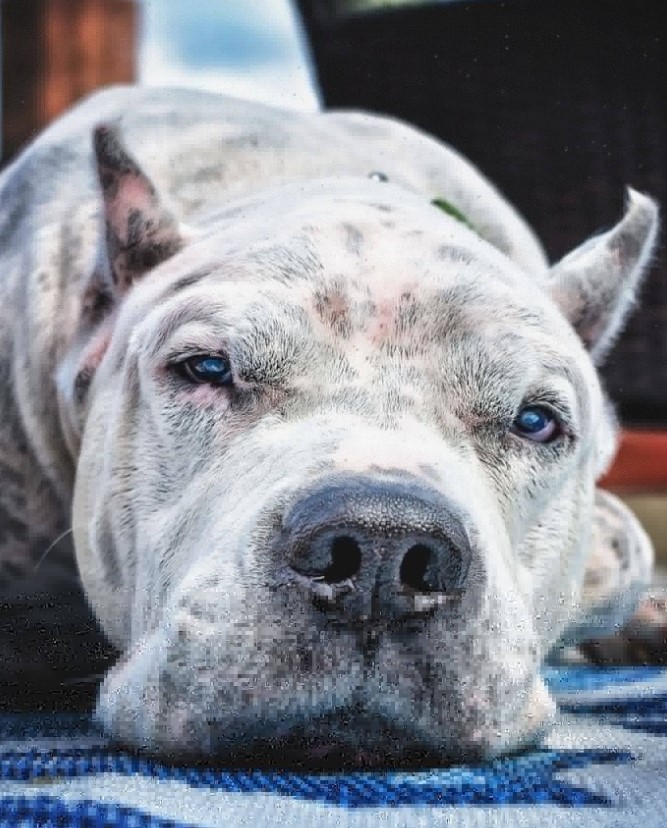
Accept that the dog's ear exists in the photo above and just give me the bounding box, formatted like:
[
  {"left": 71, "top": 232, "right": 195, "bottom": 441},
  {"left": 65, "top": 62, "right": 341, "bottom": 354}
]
[
  {"left": 93, "top": 123, "right": 185, "bottom": 295},
  {"left": 546, "top": 189, "right": 659, "bottom": 364},
  {"left": 59, "top": 125, "right": 188, "bottom": 442}
]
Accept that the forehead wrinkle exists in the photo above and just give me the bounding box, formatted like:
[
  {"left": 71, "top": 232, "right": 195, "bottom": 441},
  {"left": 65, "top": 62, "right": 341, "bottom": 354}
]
[
  {"left": 234, "top": 301, "right": 313, "bottom": 369},
  {"left": 437, "top": 282, "right": 550, "bottom": 329},
  {"left": 243, "top": 238, "right": 324, "bottom": 285},
  {"left": 435, "top": 245, "right": 523, "bottom": 287},
  {"left": 164, "top": 267, "right": 219, "bottom": 297},
  {"left": 145, "top": 294, "right": 228, "bottom": 358},
  {"left": 537, "top": 359, "right": 590, "bottom": 425}
]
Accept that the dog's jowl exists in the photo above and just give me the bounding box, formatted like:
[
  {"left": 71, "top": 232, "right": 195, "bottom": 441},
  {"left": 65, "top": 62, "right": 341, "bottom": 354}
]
[{"left": 0, "top": 86, "right": 658, "bottom": 767}]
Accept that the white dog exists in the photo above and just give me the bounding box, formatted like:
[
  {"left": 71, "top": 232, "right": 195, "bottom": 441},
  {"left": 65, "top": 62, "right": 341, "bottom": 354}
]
[{"left": 0, "top": 86, "right": 658, "bottom": 767}]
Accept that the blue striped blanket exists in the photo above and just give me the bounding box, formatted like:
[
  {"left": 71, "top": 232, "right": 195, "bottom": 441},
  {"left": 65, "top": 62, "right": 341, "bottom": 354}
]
[{"left": 2, "top": 666, "right": 667, "bottom": 827}]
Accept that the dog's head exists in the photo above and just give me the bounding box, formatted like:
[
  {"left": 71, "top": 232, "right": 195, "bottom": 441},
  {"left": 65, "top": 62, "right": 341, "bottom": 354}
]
[{"left": 60, "top": 125, "right": 658, "bottom": 767}]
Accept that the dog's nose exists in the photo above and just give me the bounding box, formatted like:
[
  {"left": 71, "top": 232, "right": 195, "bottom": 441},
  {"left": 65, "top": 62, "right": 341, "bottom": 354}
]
[{"left": 281, "top": 474, "right": 472, "bottom": 620}]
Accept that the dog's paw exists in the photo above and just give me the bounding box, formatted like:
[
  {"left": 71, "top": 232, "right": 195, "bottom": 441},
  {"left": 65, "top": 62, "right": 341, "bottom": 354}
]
[
  {"left": 580, "top": 590, "right": 667, "bottom": 665},
  {"left": 558, "top": 489, "right": 654, "bottom": 648}
]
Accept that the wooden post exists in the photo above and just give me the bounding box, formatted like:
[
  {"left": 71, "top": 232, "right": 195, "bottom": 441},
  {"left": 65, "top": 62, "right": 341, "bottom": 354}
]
[{"left": 2, "top": 0, "right": 137, "bottom": 162}]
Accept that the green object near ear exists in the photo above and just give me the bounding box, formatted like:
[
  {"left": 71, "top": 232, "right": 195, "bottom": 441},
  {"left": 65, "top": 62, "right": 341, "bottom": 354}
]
[{"left": 431, "top": 198, "right": 478, "bottom": 234}]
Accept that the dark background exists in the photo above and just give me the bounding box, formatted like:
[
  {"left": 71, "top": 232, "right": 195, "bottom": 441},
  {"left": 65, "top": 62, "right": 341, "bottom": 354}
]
[{"left": 298, "top": 0, "right": 667, "bottom": 426}]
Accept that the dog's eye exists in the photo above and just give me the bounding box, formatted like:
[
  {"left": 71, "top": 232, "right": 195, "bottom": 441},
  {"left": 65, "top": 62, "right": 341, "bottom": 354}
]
[
  {"left": 512, "top": 406, "right": 560, "bottom": 443},
  {"left": 177, "top": 355, "right": 233, "bottom": 386}
]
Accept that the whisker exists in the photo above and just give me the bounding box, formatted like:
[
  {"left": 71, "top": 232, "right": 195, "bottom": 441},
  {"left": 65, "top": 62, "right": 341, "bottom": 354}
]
[
  {"left": 58, "top": 672, "right": 107, "bottom": 687},
  {"left": 33, "top": 527, "right": 74, "bottom": 572}
]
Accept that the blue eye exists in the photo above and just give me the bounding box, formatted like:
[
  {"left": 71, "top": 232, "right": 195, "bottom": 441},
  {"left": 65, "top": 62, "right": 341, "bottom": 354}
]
[
  {"left": 179, "top": 355, "right": 233, "bottom": 386},
  {"left": 512, "top": 406, "right": 559, "bottom": 443}
]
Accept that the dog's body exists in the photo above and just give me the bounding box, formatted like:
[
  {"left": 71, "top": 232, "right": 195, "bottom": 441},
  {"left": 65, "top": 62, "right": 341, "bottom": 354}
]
[{"left": 0, "top": 86, "right": 658, "bottom": 767}]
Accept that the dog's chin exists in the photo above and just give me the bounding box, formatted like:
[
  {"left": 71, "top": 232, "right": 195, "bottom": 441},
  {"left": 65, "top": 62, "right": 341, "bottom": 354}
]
[
  {"left": 221, "top": 739, "right": 443, "bottom": 772},
  {"left": 211, "top": 721, "right": 446, "bottom": 771},
  {"left": 109, "top": 710, "right": 543, "bottom": 771},
  {"left": 125, "top": 735, "right": 451, "bottom": 772},
  {"left": 208, "top": 727, "right": 545, "bottom": 771}
]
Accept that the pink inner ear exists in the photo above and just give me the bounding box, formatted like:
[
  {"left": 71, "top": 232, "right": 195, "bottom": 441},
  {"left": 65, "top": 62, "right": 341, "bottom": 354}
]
[
  {"left": 549, "top": 284, "right": 604, "bottom": 351},
  {"left": 105, "top": 173, "right": 156, "bottom": 246},
  {"left": 94, "top": 123, "right": 184, "bottom": 292}
]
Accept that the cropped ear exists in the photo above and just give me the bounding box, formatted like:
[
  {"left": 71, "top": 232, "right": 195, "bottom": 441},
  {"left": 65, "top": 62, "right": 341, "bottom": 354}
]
[
  {"left": 59, "top": 125, "right": 187, "bottom": 439},
  {"left": 93, "top": 123, "right": 184, "bottom": 293},
  {"left": 547, "top": 189, "right": 659, "bottom": 364}
]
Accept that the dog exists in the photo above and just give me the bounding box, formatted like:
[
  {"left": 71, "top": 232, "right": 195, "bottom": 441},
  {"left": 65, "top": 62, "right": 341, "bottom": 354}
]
[{"left": 0, "top": 85, "right": 659, "bottom": 768}]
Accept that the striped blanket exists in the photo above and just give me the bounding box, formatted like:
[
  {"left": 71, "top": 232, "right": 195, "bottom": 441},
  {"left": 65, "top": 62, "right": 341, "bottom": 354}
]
[{"left": 2, "top": 666, "right": 667, "bottom": 827}]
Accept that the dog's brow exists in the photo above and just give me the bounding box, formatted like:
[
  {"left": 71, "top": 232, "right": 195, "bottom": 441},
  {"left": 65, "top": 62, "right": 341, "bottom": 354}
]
[
  {"left": 537, "top": 360, "right": 589, "bottom": 424},
  {"left": 546, "top": 361, "right": 582, "bottom": 388},
  {"left": 165, "top": 268, "right": 218, "bottom": 296},
  {"left": 147, "top": 296, "right": 226, "bottom": 357}
]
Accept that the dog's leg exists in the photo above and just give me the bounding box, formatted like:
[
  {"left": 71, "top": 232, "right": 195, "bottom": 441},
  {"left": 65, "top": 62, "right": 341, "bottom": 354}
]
[
  {"left": 581, "top": 591, "right": 667, "bottom": 665},
  {"left": 557, "top": 488, "right": 667, "bottom": 664}
]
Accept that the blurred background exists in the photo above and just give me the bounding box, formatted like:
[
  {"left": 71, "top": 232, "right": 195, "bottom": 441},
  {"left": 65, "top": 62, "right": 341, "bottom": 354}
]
[
  {"left": 1, "top": 0, "right": 320, "bottom": 160},
  {"left": 1, "top": 0, "right": 665, "bottom": 557}
]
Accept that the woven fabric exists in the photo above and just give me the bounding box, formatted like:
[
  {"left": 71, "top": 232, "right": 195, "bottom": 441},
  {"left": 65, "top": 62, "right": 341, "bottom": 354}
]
[{"left": 2, "top": 667, "right": 667, "bottom": 827}]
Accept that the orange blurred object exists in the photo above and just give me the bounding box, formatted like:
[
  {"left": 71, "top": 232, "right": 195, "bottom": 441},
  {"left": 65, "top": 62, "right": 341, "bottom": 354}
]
[
  {"left": 601, "top": 430, "right": 667, "bottom": 493},
  {"left": 2, "top": 0, "right": 137, "bottom": 162}
]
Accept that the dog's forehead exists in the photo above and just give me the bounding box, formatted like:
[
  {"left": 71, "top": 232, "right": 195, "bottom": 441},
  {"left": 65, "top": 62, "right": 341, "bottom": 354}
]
[
  {"left": 127, "top": 179, "right": 580, "bottom": 369},
  {"left": 205, "top": 213, "right": 561, "bottom": 343},
  {"left": 189, "top": 183, "right": 547, "bottom": 311},
  {"left": 193, "top": 175, "right": 507, "bottom": 277}
]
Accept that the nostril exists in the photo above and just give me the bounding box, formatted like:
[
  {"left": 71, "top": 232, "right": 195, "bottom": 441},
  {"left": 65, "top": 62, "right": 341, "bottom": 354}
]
[
  {"left": 323, "top": 536, "right": 362, "bottom": 583},
  {"left": 400, "top": 542, "right": 462, "bottom": 593},
  {"left": 400, "top": 544, "right": 436, "bottom": 592}
]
